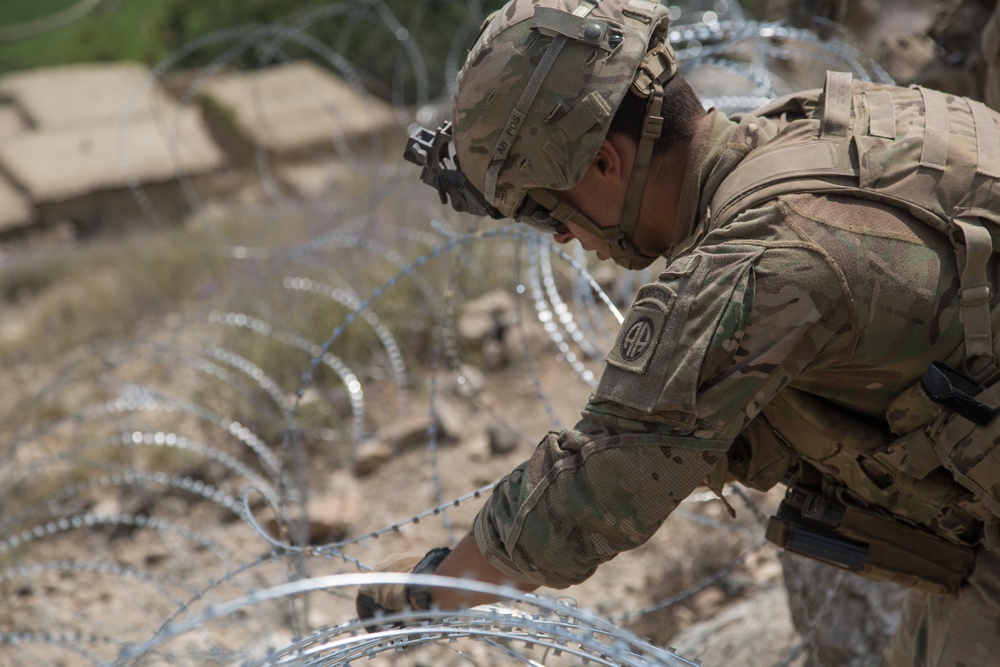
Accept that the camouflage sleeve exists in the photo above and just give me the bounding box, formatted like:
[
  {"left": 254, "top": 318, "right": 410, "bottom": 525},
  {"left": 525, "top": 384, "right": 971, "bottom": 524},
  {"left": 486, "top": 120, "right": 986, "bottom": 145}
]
[
  {"left": 590, "top": 206, "right": 852, "bottom": 442},
  {"left": 474, "top": 203, "right": 852, "bottom": 588},
  {"left": 473, "top": 416, "right": 720, "bottom": 588}
]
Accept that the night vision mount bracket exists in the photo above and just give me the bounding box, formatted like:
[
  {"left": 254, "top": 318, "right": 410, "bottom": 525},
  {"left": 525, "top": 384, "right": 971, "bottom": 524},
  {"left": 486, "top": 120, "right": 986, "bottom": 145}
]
[{"left": 403, "top": 121, "right": 504, "bottom": 220}]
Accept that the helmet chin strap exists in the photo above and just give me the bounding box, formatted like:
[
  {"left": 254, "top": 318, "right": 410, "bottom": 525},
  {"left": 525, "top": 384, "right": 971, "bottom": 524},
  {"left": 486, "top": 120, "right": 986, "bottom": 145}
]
[
  {"left": 604, "top": 31, "right": 679, "bottom": 269},
  {"left": 614, "top": 78, "right": 665, "bottom": 270},
  {"left": 528, "top": 187, "right": 661, "bottom": 270}
]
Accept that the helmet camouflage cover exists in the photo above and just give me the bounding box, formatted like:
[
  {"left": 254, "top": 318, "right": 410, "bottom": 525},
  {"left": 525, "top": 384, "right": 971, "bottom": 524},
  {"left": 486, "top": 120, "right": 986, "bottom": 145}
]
[{"left": 452, "top": 0, "right": 674, "bottom": 219}]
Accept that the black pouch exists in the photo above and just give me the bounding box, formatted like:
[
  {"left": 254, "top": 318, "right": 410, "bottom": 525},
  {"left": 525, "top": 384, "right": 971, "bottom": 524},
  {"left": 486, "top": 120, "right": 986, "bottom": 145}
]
[{"left": 766, "top": 486, "right": 976, "bottom": 595}]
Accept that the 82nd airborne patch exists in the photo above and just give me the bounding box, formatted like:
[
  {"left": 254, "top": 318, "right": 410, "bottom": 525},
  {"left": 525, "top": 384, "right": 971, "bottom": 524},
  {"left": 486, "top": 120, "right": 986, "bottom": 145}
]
[
  {"left": 620, "top": 316, "right": 655, "bottom": 362},
  {"left": 605, "top": 285, "right": 673, "bottom": 375}
]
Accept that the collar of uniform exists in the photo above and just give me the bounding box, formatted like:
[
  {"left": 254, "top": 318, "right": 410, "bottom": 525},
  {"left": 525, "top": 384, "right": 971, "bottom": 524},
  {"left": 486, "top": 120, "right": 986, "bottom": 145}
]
[
  {"left": 671, "top": 110, "right": 737, "bottom": 251},
  {"left": 671, "top": 110, "right": 778, "bottom": 255}
]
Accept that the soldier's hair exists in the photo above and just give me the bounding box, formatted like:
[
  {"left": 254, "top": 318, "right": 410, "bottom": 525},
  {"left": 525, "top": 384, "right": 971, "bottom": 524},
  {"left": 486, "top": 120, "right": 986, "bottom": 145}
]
[{"left": 607, "top": 75, "right": 704, "bottom": 159}]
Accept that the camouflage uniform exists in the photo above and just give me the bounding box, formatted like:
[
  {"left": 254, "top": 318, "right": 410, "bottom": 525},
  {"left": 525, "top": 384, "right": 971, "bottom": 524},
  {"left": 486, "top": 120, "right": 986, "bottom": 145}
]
[
  {"left": 882, "top": 547, "right": 1000, "bottom": 666},
  {"left": 471, "top": 80, "right": 1000, "bottom": 662}
]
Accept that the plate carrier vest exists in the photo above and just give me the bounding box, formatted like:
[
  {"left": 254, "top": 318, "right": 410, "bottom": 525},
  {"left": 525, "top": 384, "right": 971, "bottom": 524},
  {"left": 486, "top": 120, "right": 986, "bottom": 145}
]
[{"left": 701, "top": 72, "right": 1000, "bottom": 593}]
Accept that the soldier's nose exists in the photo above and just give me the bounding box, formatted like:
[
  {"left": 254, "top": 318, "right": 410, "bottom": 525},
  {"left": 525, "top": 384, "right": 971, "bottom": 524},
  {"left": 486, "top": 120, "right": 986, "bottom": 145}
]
[{"left": 553, "top": 225, "right": 573, "bottom": 244}]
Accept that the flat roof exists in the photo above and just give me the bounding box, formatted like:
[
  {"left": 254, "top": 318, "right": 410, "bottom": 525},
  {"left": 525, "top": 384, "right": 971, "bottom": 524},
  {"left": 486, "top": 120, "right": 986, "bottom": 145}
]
[
  {"left": 197, "top": 61, "right": 398, "bottom": 154},
  {"left": 0, "top": 62, "right": 180, "bottom": 129},
  {"left": 0, "top": 109, "right": 225, "bottom": 201}
]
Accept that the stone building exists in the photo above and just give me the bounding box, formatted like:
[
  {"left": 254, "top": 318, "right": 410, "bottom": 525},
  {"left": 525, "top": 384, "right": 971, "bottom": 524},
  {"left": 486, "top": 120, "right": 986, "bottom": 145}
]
[{"left": 0, "top": 62, "right": 226, "bottom": 236}]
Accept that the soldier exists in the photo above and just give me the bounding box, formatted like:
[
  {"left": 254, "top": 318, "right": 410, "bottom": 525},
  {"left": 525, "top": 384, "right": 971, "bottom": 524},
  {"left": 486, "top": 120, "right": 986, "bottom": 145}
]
[{"left": 358, "top": 1, "right": 1000, "bottom": 664}]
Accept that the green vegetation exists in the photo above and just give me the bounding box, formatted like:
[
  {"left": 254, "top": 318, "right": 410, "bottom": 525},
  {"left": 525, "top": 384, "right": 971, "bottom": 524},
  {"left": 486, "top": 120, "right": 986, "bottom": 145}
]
[
  {"left": 0, "top": 204, "right": 509, "bottom": 376},
  {"left": 0, "top": 0, "right": 174, "bottom": 73},
  {"left": 0, "top": 0, "right": 80, "bottom": 26},
  {"left": 0, "top": 226, "right": 231, "bottom": 366},
  {"left": 0, "top": 0, "right": 507, "bottom": 101}
]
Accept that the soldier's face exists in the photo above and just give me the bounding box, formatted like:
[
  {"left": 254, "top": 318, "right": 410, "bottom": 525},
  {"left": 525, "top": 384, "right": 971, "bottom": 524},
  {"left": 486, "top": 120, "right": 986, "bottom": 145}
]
[{"left": 552, "top": 220, "right": 613, "bottom": 261}]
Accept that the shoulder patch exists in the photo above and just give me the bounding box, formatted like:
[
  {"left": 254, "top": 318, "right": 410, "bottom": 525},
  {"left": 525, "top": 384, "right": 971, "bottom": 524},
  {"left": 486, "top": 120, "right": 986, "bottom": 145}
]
[{"left": 605, "top": 284, "right": 673, "bottom": 374}]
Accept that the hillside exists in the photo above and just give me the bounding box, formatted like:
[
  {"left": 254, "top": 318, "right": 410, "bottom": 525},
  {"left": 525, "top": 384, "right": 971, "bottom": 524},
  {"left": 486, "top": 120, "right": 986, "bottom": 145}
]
[{"left": 0, "top": 0, "right": 991, "bottom": 665}]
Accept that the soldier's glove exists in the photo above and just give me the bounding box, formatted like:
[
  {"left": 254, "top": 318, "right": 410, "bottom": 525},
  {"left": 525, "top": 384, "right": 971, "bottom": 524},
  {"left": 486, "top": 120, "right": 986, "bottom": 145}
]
[{"left": 355, "top": 546, "right": 451, "bottom": 632}]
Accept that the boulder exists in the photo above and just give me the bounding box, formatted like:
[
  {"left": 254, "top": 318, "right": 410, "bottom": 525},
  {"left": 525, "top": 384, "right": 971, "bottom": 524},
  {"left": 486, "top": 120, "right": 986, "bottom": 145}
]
[
  {"left": 263, "top": 471, "right": 359, "bottom": 544},
  {"left": 0, "top": 105, "right": 26, "bottom": 140},
  {"left": 781, "top": 553, "right": 905, "bottom": 667},
  {"left": 353, "top": 438, "right": 392, "bottom": 476},
  {"left": 668, "top": 582, "right": 801, "bottom": 667},
  {"left": 457, "top": 290, "right": 520, "bottom": 369},
  {"left": 196, "top": 61, "right": 398, "bottom": 164},
  {"left": 0, "top": 62, "right": 228, "bottom": 233},
  {"left": 376, "top": 399, "right": 465, "bottom": 450}
]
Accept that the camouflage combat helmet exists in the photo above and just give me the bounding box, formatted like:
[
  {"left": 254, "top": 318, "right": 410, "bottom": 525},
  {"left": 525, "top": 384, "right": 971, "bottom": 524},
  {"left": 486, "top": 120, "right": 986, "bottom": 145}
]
[{"left": 405, "top": 0, "right": 678, "bottom": 269}]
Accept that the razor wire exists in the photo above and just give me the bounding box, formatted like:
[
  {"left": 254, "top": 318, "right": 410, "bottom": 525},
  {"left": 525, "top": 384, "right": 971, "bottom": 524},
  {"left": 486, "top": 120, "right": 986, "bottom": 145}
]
[{"left": 0, "top": 1, "right": 900, "bottom": 665}]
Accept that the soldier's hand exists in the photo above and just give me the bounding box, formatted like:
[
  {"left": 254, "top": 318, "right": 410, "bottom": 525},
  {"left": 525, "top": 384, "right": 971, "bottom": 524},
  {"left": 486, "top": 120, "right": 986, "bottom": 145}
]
[{"left": 355, "top": 547, "right": 451, "bottom": 631}]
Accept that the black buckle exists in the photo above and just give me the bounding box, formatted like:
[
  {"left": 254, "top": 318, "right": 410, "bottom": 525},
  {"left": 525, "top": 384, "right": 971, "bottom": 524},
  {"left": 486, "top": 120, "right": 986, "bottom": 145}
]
[{"left": 922, "top": 361, "right": 999, "bottom": 426}]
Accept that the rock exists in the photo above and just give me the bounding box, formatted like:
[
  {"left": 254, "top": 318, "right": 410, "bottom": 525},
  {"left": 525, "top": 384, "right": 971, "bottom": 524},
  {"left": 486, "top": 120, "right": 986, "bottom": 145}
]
[
  {"left": 297, "top": 387, "right": 323, "bottom": 406},
  {"left": 376, "top": 399, "right": 465, "bottom": 449},
  {"left": 263, "top": 471, "right": 359, "bottom": 544},
  {"left": 456, "top": 290, "right": 518, "bottom": 342},
  {"left": 0, "top": 160, "right": 32, "bottom": 234},
  {"left": 377, "top": 412, "right": 434, "bottom": 450},
  {"left": 353, "top": 438, "right": 391, "bottom": 476},
  {"left": 451, "top": 364, "right": 486, "bottom": 398},
  {"left": 196, "top": 61, "right": 400, "bottom": 165},
  {"left": 668, "top": 582, "right": 801, "bottom": 667},
  {"left": 456, "top": 290, "right": 519, "bottom": 369},
  {"left": 0, "top": 105, "right": 26, "bottom": 141},
  {"left": 432, "top": 398, "right": 465, "bottom": 441},
  {"left": 276, "top": 160, "right": 355, "bottom": 199},
  {"left": 0, "top": 62, "right": 178, "bottom": 129},
  {"left": 781, "top": 552, "right": 905, "bottom": 667},
  {"left": 487, "top": 424, "right": 521, "bottom": 455},
  {"left": 465, "top": 430, "right": 492, "bottom": 463}
]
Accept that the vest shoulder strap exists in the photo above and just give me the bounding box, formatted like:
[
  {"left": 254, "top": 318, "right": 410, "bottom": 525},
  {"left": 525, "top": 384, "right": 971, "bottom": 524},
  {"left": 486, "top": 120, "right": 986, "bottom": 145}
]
[{"left": 710, "top": 71, "right": 1000, "bottom": 380}]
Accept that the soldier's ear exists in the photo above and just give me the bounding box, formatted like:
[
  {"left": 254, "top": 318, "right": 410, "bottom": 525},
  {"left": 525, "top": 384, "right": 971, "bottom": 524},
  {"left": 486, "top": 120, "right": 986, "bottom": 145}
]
[{"left": 590, "top": 136, "right": 629, "bottom": 184}]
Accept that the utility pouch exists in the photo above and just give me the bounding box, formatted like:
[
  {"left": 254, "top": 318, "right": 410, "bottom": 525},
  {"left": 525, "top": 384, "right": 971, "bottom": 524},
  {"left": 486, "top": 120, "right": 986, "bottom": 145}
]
[
  {"left": 920, "top": 362, "right": 1000, "bottom": 519},
  {"left": 766, "top": 486, "right": 976, "bottom": 595}
]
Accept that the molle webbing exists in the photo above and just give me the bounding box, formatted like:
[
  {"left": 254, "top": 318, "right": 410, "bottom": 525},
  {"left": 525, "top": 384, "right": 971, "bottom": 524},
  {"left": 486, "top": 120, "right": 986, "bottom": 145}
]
[
  {"left": 709, "top": 72, "right": 858, "bottom": 227},
  {"left": 484, "top": 33, "right": 568, "bottom": 204},
  {"left": 529, "top": 7, "right": 618, "bottom": 51},
  {"left": 820, "top": 70, "right": 852, "bottom": 138},
  {"left": 972, "top": 98, "right": 1000, "bottom": 178},
  {"left": 714, "top": 72, "right": 1000, "bottom": 541},
  {"left": 710, "top": 72, "right": 1000, "bottom": 230},
  {"left": 919, "top": 87, "right": 950, "bottom": 169},
  {"left": 927, "top": 374, "right": 1000, "bottom": 517},
  {"left": 556, "top": 91, "right": 612, "bottom": 142},
  {"left": 710, "top": 71, "right": 1000, "bottom": 380},
  {"left": 864, "top": 90, "right": 895, "bottom": 139}
]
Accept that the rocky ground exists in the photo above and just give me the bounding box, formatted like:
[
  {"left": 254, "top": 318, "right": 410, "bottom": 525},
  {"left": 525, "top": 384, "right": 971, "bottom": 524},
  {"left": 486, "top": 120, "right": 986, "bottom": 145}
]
[{"left": 4, "top": 0, "right": 991, "bottom": 663}]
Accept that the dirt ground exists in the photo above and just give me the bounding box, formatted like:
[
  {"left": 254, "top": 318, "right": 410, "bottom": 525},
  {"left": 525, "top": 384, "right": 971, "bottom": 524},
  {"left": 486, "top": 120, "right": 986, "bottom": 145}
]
[{"left": 0, "top": 240, "right": 809, "bottom": 666}]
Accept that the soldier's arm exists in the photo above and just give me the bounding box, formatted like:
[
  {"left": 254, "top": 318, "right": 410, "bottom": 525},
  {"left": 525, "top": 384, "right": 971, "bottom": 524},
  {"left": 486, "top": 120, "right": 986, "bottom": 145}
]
[
  {"left": 471, "top": 422, "right": 723, "bottom": 589},
  {"left": 431, "top": 532, "right": 538, "bottom": 608}
]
